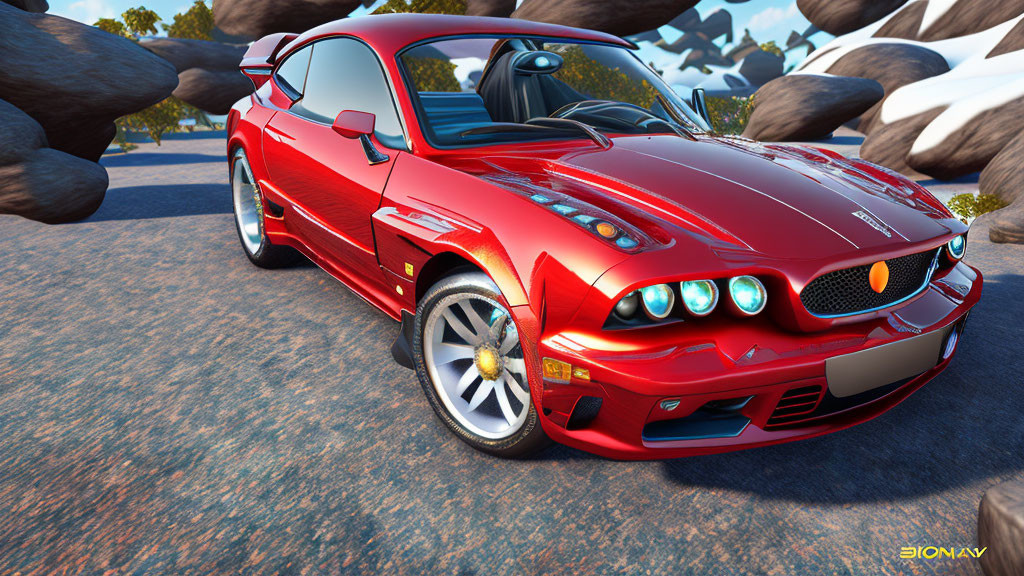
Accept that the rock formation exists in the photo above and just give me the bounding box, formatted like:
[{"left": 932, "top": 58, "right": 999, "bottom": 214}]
[
  {"left": 141, "top": 38, "right": 250, "bottom": 115},
  {"left": 978, "top": 479, "right": 1024, "bottom": 575},
  {"left": 859, "top": 109, "right": 943, "bottom": 175},
  {"left": 0, "top": 99, "right": 108, "bottom": 223},
  {"left": 980, "top": 131, "right": 1024, "bottom": 243},
  {"left": 3, "top": 0, "right": 47, "bottom": 12},
  {"left": 786, "top": 0, "right": 1024, "bottom": 243},
  {"left": 825, "top": 43, "right": 949, "bottom": 133},
  {"left": 743, "top": 75, "right": 883, "bottom": 142},
  {"left": 466, "top": 0, "right": 515, "bottom": 17},
  {"left": 0, "top": 4, "right": 177, "bottom": 222},
  {"left": 796, "top": 0, "right": 908, "bottom": 35},
  {"left": 512, "top": 0, "right": 699, "bottom": 38},
  {"left": 907, "top": 96, "right": 1024, "bottom": 180},
  {"left": 2, "top": 5, "right": 178, "bottom": 162},
  {"left": 213, "top": 0, "right": 365, "bottom": 40}
]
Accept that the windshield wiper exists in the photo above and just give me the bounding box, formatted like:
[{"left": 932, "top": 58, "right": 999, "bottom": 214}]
[
  {"left": 524, "top": 118, "right": 611, "bottom": 149},
  {"left": 656, "top": 94, "right": 700, "bottom": 139}
]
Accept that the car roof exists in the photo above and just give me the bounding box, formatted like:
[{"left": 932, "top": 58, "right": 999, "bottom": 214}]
[{"left": 284, "top": 13, "right": 633, "bottom": 57}]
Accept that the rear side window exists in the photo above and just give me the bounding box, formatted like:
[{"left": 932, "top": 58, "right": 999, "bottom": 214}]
[
  {"left": 294, "top": 37, "right": 405, "bottom": 149},
  {"left": 274, "top": 46, "right": 312, "bottom": 97}
]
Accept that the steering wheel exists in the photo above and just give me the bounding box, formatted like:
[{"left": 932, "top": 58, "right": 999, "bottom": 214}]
[{"left": 549, "top": 100, "right": 670, "bottom": 133}]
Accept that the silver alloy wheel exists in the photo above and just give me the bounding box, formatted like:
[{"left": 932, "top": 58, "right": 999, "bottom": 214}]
[
  {"left": 423, "top": 292, "right": 530, "bottom": 439},
  {"left": 232, "top": 153, "right": 264, "bottom": 256}
]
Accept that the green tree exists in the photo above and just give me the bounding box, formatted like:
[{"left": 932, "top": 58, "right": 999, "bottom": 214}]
[
  {"left": 94, "top": 17, "right": 128, "bottom": 37},
  {"left": 374, "top": 0, "right": 466, "bottom": 14},
  {"left": 164, "top": 1, "right": 214, "bottom": 40},
  {"left": 758, "top": 41, "right": 784, "bottom": 57},
  {"left": 122, "top": 6, "right": 161, "bottom": 36},
  {"left": 947, "top": 193, "right": 1007, "bottom": 220}
]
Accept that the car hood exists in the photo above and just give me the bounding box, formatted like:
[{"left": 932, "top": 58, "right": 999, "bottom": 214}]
[{"left": 457, "top": 134, "right": 960, "bottom": 260}]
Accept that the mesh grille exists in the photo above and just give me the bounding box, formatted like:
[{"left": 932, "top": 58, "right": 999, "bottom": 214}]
[{"left": 800, "top": 249, "right": 938, "bottom": 317}]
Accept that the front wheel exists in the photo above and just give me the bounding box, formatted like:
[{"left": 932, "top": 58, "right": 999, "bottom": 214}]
[
  {"left": 230, "top": 148, "right": 301, "bottom": 268},
  {"left": 413, "top": 271, "right": 549, "bottom": 458}
]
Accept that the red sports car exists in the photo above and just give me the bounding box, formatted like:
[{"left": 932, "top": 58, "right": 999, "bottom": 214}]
[{"left": 226, "top": 14, "right": 981, "bottom": 459}]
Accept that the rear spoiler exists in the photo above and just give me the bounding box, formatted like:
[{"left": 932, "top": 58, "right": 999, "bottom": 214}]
[{"left": 240, "top": 32, "right": 299, "bottom": 88}]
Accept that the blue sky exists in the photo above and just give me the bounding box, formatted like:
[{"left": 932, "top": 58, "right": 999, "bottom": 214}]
[{"left": 48, "top": 0, "right": 818, "bottom": 65}]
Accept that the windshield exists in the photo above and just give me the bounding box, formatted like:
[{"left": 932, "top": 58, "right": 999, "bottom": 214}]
[{"left": 399, "top": 37, "right": 710, "bottom": 147}]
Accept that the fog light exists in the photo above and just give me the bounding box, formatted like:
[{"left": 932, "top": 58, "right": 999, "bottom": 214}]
[
  {"left": 640, "top": 284, "right": 675, "bottom": 319},
  {"left": 680, "top": 280, "right": 718, "bottom": 316},
  {"left": 947, "top": 235, "right": 966, "bottom": 260},
  {"left": 728, "top": 276, "right": 767, "bottom": 316},
  {"left": 660, "top": 399, "right": 681, "bottom": 411}
]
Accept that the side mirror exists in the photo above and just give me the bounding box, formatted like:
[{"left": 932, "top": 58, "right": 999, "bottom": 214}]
[
  {"left": 691, "top": 88, "right": 712, "bottom": 129},
  {"left": 332, "top": 110, "right": 375, "bottom": 139},
  {"left": 332, "top": 110, "right": 389, "bottom": 165}
]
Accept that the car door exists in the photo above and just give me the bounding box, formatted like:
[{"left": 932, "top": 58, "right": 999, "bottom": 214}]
[{"left": 263, "top": 36, "right": 407, "bottom": 284}]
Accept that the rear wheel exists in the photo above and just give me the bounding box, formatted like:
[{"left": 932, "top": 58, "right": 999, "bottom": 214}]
[
  {"left": 231, "top": 149, "right": 300, "bottom": 268},
  {"left": 413, "top": 271, "right": 549, "bottom": 458}
]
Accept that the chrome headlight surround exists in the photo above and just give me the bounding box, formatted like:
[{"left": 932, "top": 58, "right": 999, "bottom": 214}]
[
  {"left": 679, "top": 280, "right": 719, "bottom": 317},
  {"left": 727, "top": 276, "right": 767, "bottom": 316},
  {"left": 639, "top": 284, "right": 675, "bottom": 320},
  {"left": 946, "top": 235, "right": 966, "bottom": 261}
]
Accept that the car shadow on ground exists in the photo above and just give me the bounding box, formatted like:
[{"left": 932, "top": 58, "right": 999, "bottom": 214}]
[
  {"left": 654, "top": 272, "right": 1024, "bottom": 503},
  {"left": 101, "top": 153, "right": 225, "bottom": 168},
  {"left": 81, "top": 183, "right": 231, "bottom": 222}
]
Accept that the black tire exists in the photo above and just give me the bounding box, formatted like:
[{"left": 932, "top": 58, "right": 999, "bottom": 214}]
[
  {"left": 230, "top": 148, "right": 302, "bottom": 269},
  {"left": 413, "top": 271, "right": 550, "bottom": 458}
]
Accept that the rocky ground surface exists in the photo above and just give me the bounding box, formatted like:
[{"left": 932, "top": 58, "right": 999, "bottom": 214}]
[{"left": 1, "top": 131, "right": 1022, "bottom": 575}]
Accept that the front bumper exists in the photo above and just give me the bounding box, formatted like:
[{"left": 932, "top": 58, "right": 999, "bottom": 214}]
[{"left": 534, "top": 262, "right": 982, "bottom": 460}]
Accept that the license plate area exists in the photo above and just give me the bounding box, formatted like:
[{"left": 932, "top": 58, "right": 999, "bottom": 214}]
[{"left": 825, "top": 325, "right": 953, "bottom": 398}]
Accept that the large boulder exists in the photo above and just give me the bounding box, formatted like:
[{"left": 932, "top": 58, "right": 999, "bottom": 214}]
[
  {"left": 0, "top": 5, "right": 178, "bottom": 162},
  {"left": 978, "top": 479, "right": 1024, "bottom": 572},
  {"left": 987, "top": 203, "right": 1024, "bottom": 244},
  {"left": 917, "top": 0, "right": 1024, "bottom": 42},
  {"left": 743, "top": 74, "right": 883, "bottom": 141},
  {"left": 0, "top": 99, "right": 107, "bottom": 223},
  {"left": 980, "top": 130, "right": 1024, "bottom": 206},
  {"left": 738, "top": 49, "right": 784, "bottom": 86},
  {"left": 465, "top": 0, "right": 515, "bottom": 17},
  {"left": 214, "top": 0, "right": 363, "bottom": 40},
  {"left": 826, "top": 43, "right": 949, "bottom": 133},
  {"left": 873, "top": 1, "right": 927, "bottom": 39},
  {"left": 141, "top": 37, "right": 245, "bottom": 74},
  {"left": 174, "top": 68, "right": 253, "bottom": 115},
  {"left": 3, "top": 0, "right": 47, "bottom": 11},
  {"left": 860, "top": 108, "right": 943, "bottom": 175},
  {"left": 512, "top": 0, "right": 699, "bottom": 37},
  {"left": 796, "top": 0, "right": 909, "bottom": 36},
  {"left": 989, "top": 17, "right": 1024, "bottom": 58},
  {"left": 141, "top": 38, "right": 250, "bottom": 115},
  {"left": 907, "top": 96, "right": 1024, "bottom": 180}
]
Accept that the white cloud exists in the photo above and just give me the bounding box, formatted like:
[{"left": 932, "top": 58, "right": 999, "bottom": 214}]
[
  {"left": 51, "top": 0, "right": 117, "bottom": 23},
  {"left": 747, "top": 1, "right": 801, "bottom": 33}
]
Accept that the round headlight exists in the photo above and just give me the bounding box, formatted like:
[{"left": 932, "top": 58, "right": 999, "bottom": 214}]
[
  {"left": 640, "top": 284, "right": 675, "bottom": 319},
  {"left": 728, "top": 276, "right": 767, "bottom": 316},
  {"left": 614, "top": 291, "right": 639, "bottom": 318},
  {"left": 680, "top": 280, "right": 718, "bottom": 317},
  {"left": 947, "top": 235, "right": 966, "bottom": 260}
]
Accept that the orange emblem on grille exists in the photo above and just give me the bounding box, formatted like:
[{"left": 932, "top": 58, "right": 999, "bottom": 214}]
[{"left": 869, "top": 261, "right": 889, "bottom": 293}]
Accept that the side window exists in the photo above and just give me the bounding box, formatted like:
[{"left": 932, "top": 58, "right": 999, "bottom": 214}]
[
  {"left": 275, "top": 46, "right": 312, "bottom": 97},
  {"left": 295, "top": 37, "right": 405, "bottom": 149}
]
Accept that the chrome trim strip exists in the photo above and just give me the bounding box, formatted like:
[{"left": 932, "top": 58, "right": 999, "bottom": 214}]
[{"left": 805, "top": 248, "right": 942, "bottom": 319}]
